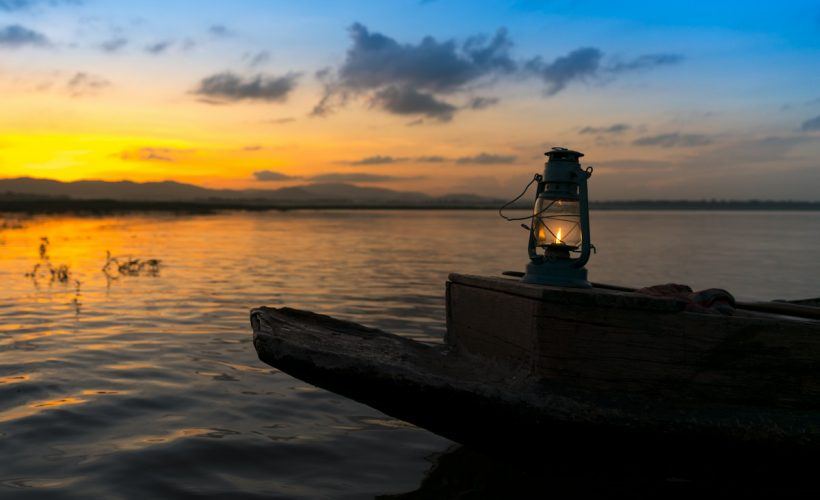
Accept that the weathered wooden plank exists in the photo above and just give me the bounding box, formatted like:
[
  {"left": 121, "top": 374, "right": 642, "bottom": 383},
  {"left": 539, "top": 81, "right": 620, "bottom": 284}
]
[
  {"left": 449, "top": 273, "right": 685, "bottom": 312},
  {"left": 447, "top": 276, "right": 820, "bottom": 409},
  {"left": 252, "top": 306, "right": 820, "bottom": 456}
]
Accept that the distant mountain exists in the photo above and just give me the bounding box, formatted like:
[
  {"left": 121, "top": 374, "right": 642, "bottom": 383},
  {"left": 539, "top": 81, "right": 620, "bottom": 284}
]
[{"left": 0, "top": 177, "right": 503, "bottom": 207}]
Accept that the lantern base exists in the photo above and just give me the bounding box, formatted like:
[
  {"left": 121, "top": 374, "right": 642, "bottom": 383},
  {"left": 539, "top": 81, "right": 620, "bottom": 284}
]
[{"left": 522, "top": 261, "right": 591, "bottom": 288}]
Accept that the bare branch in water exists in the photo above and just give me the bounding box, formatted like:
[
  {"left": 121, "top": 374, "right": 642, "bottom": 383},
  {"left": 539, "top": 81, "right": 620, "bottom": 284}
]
[{"left": 103, "top": 250, "right": 162, "bottom": 279}]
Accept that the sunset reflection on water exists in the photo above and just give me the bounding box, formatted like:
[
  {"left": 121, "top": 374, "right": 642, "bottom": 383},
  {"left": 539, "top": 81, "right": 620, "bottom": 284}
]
[{"left": 1, "top": 210, "right": 819, "bottom": 497}]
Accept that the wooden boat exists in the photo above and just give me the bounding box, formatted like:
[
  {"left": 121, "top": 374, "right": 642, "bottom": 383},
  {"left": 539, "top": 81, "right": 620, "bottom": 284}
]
[{"left": 251, "top": 273, "right": 820, "bottom": 459}]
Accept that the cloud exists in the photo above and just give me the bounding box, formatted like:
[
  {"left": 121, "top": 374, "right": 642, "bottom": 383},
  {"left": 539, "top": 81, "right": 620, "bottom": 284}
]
[
  {"left": 339, "top": 23, "right": 514, "bottom": 93},
  {"left": 525, "top": 47, "right": 602, "bottom": 95},
  {"left": 579, "top": 123, "right": 631, "bottom": 135},
  {"left": 99, "top": 37, "right": 128, "bottom": 52},
  {"left": 800, "top": 115, "right": 820, "bottom": 132},
  {"left": 371, "top": 85, "right": 457, "bottom": 121},
  {"left": 466, "top": 96, "right": 500, "bottom": 109},
  {"left": 309, "top": 172, "right": 416, "bottom": 183},
  {"left": 120, "top": 147, "right": 190, "bottom": 162},
  {"left": 194, "top": 71, "right": 300, "bottom": 103},
  {"left": 455, "top": 152, "right": 517, "bottom": 164},
  {"left": 244, "top": 50, "right": 271, "bottom": 67},
  {"left": 266, "top": 117, "right": 296, "bottom": 124},
  {"left": 254, "top": 170, "right": 300, "bottom": 181},
  {"left": 609, "top": 53, "right": 684, "bottom": 73},
  {"left": 145, "top": 40, "right": 173, "bottom": 54},
  {"left": 66, "top": 72, "right": 111, "bottom": 96},
  {"left": 313, "top": 23, "right": 514, "bottom": 118},
  {"left": 0, "top": 24, "right": 50, "bottom": 48},
  {"left": 344, "top": 155, "right": 402, "bottom": 165},
  {"left": 691, "top": 136, "right": 812, "bottom": 164},
  {"left": 0, "top": 0, "right": 80, "bottom": 11},
  {"left": 208, "top": 24, "right": 234, "bottom": 37},
  {"left": 526, "top": 49, "right": 682, "bottom": 95},
  {"left": 633, "top": 133, "right": 713, "bottom": 148},
  {"left": 341, "top": 153, "right": 510, "bottom": 165},
  {"left": 254, "top": 169, "right": 418, "bottom": 183},
  {"left": 312, "top": 23, "right": 682, "bottom": 118},
  {"left": 417, "top": 155, "right": 447, "bottom": 163}
]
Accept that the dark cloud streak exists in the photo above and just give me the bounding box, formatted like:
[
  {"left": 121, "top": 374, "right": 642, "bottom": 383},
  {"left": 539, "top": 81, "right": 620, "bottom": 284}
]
[
  {"left": 341, "top": 153, "right": 514, "bottom": 165},
  {"left": 525, "top": 47, "right": 602, "bottom": 95},
  {"left": 99, "top": 37, "right": 128, "bottom": 52},
  {"left": 0, "top": 0, "right": 80, "bottom": 11},
  {"left": 254, "top": 170, "right": 300, "bottom": 181},
  {"left": 0, "top": 24, "right": 50, "bottom": 48},
  {"left": 145, "top": 40, "right": 173, "bottom": 54},
  {"left": 371, "top": 85, "right": 456, "bottom": 121},
  {"left": 455, "top": 152, "right": 517, "bottom": 164},
  {"left": 579, "top": 123, "right": 631, "bottom": 135},
  {"left": 466, "top": 96, "right": 500, "bottom": 109},
  {"left": 800, "top": 115, "right": 820, "bottom": 132},
  {"left": 633, "top": 133, "right": 713, "bottom": 148},
  {"left": 66, "top": 72, "right": 111, "bottom": 97},
  {"left": 195, "top": 71, "right": 300, "bottom": 103}
]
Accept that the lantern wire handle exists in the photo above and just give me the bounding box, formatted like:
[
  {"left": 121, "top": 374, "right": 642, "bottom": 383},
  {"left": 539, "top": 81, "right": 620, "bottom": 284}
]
[{"left": 499, "top": 173, "right": 545, "bottom": 222}]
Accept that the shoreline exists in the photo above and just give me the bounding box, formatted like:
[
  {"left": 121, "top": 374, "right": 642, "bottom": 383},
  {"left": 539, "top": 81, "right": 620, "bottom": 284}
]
[{"left": 2, "top": 199, "right": 820, "bottom": 214}]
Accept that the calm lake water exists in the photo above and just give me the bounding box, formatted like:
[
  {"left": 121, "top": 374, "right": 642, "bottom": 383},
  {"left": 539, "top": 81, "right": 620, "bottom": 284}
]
[{"left": 1, "top": 210, "right": 819, "bottom": 498}]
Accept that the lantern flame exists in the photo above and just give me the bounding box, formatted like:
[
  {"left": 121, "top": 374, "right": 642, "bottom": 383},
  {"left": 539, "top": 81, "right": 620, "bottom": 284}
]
[{"left": 555, "top": 228, "right": 562, "bottom": 244}]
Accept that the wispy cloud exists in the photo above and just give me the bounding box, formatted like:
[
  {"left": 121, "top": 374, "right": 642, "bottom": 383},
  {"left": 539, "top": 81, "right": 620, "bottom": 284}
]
[
  {"left": 341, "top": 153, "right": 516, "bottom": 165},
  {"left": 0, "top": 24, "right": 50, "bottom": 48},
  {"left": 265, "top": 117, "right": 296, "bottom": 125},
  {"left": 0, "top": 0, "right": 80, "bottom": 11},
  {"left": 466, "top": 96, "right": 500, "bottom": 110},
  {"left": 145, "top": 40, "right": 173, "bottom": 54},
  {"left": 578, "top": 123, "right": 631, "bottom": 135},
  {"left": 344, "top": 155, "right": 401, "bottom": 165},
  {"left": 253, "top": 170, "right": 418, "bottom": 183},
  {"left": 525, "top": 47, "right": 602, "bottom": 96},
  {"left": 99, "top": 37, "right": 128, "bottom": 53},
  {"left": 608, "top": 54, "right": 684, "bottom": 73},
  {"left": 525, "top": 49, "right": 682, "bottom": 95},
  {"left": 254, "top": 170, "right": 300, "bottom": 181},
  {"left": 244, "top": 50, "right": 271, "bottom": 67},
  {"left": 800, "top": 115, "right": 820, "bottom": 132},
  {"left": 66, "top": 72, "right": 111, "bottom": 97},
  {"left": 120, "top": 147, "right": 192, "bottom": 162},
  {"left": 208, "top": 24, "right": 234, "bottom": 38},
  {"left": 633, "top": 133, "right": 713, "bottom": 148},
  {"left": 194, "top": 71, "right": 300, "bottom": 103},
  {"left": 309, "top": 172, "right": 419, "bottom": 183},
  {"left": 455, "top": 152, "right": 517, "bottom": 164}
]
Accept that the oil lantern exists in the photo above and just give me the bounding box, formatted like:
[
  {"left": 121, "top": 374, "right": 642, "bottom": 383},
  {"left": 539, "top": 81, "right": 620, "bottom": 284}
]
[{"left": 523, "top": 147, "right": 593, "bottom": 287}]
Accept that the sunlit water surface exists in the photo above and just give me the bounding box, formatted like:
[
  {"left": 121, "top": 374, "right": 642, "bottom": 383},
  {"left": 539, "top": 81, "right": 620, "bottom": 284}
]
[{"left": 1, "top": 210, "right": 818, "bottom": 498}]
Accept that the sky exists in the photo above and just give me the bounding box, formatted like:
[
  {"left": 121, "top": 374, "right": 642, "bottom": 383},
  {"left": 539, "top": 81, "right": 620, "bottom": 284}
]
[{"left": 0, "top": 0, "right": 819, "bottom": 200}]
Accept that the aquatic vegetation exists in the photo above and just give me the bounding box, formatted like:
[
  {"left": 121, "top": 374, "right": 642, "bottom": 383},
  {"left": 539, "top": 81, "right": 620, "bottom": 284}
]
[
  {"left": 102, "top": 250, "right": 161, "bottom": 278},
  {"left": 71, "top": 279, "right": 82, "bottom": 316},
  {"left": 0, "top": 219, "right": 25, "bottom": 231},
  {"left": 25, "top": 237, "right": 73, "bottom": 284}
]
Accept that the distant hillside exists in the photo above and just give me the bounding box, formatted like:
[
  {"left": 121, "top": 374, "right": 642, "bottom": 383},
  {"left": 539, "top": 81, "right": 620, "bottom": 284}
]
[
  {"left": 2, "top": 178, "right": 818, "bottom": 212},
  {"left": 0, "top": 177, "right": 503, "bottom": 207}
]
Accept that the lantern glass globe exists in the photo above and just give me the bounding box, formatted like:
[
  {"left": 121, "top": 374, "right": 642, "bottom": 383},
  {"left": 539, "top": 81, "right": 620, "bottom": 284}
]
[{"left": 533, "top": 198, "right": 583, "bottom": 249}]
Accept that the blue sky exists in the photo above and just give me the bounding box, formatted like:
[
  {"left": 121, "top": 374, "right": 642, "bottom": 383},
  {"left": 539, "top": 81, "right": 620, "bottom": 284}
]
[{"left": 1, "top": 0, "right": 819, "bottom": 199}]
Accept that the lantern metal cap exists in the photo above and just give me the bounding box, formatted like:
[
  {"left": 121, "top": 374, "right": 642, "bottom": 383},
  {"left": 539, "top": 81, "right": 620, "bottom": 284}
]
[{"left": 545, "top": 147, "right": 584, "bottom": 161}]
